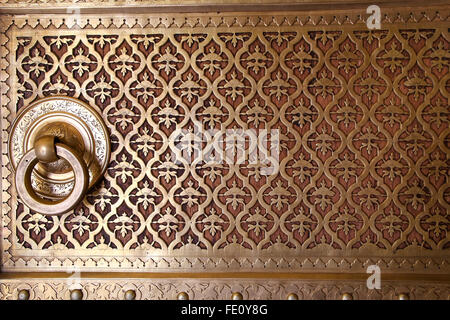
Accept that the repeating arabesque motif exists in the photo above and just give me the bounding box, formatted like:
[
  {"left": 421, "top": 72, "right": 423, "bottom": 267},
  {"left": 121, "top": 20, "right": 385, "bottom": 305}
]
[
  {"left": 2, "top": 17, "right": 449, "bottom": 271},
  {"left": 1, "top": 278, "right": 449, "bottom": 300}
]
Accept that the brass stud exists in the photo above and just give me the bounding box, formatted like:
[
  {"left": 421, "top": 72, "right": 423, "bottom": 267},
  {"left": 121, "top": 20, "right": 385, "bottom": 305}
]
[
  {"left": 398, "top": 293, "right": 409, "bottom": 300},
  {"left": 287, "top": 293, "right": 298, "bottom": 300},
  {"left": 70, "top": 289, "right": 83, "bottom": 300},
  {"left": 342, "top": 293, "right": 353, "bottom": 300},
  {"left": 125, "top": 289, "right": 136, "bottom": 300},
  {"left": 177, "top": 292, "right": 189, "bottom": 300},
  {"left": 18, "top": 289, "right": 30, "bottom": 300},
  {"left": 231, "top": 292, "right": 243, "bottom": 300}
]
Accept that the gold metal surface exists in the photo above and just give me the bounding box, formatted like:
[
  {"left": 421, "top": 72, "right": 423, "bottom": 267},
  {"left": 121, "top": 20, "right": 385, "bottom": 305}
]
[
  {"left": 8, "top": 96, "right": 111, "bottom": 215},
  {"left": 34, "top": 135, "right": 59, "bottom": 163},
  {"left": 15, "top": 143, "right": 89, "bottom": 215},
  {"left": 231, "top": 292, "right": 243, "bottom": 300},
  {"left": 287, "top": 293, "right": 299, "bottom": 300},
  {"left": 17, "top": 289, "right": 30, "bottom": 300},
  {"left": 177, "top": 292, "right": 189, "bottom": 300},
  {"left": 0, "top": 0, "right": 448, "bottom": 14},
  {"left": 398, "top": 293, "right": 409, "bottom": 300},
  {"left": 342, "top": 292, "right": 353, "bottom": 300},
  {"left": 0, "top": 276, "right": 448, "bottom": 300},
  {"left": 1, "top": 7, "right": 449, "bottom": 273},
  {"left": 124, "top": 289, "right": 136, "bottom": 300},
  {"left": 8, "top": 96, "right": 111, "bottom": 199},
  {"left": 0, "top": 0, "right": 449, "bottom": 300},
  {"left": 70, "top": 288, "right": 83, "bottom": 300}
]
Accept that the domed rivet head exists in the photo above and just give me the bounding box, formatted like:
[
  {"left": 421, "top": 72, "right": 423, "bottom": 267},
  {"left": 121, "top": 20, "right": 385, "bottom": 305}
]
[
  {"left": 177, "top": 292, "right": 189, "bottom": 300},
  {"left": 398, "top": 293, "right": 409, "bottom": 300},
  {"left": 287, "top": 293, "right": 298, "bottom": 300},
  {"left": 70, "top": 289, "right": 83, "bottom": 300},
  {"left": 125, "top": 290, "right": 136, "bottom": 300},
  {"left": 18, "top": 289, "right": 30, "bottom": 300},
  {"left": 231, "top": 292, "right": 243, "bottom": 300},
  {"left": 342, "top": 293, "right": 353, "bottom": 300}
]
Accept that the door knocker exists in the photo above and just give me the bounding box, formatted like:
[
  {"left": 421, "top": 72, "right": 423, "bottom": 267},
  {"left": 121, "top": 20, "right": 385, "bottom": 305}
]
[{"left": 8, "top": 96, "right": 111, "bottom": 215}]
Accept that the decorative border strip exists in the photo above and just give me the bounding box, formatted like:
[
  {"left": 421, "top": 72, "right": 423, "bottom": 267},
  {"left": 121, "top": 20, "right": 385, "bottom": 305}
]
[
  {"left": 3, "top": 256, "right": 450, "bottom": 274},
  {"left": 0, "top": 17, "right": 12, "bottom": 268},
  {"left": 0, "top": 0, "right": 444, "bottom": 8},
  {"left": 0, "top": 7, "right": 449, "bottom": 30},
  {"left": 1, "top": 277, "right": 449, "bottom": 300}
]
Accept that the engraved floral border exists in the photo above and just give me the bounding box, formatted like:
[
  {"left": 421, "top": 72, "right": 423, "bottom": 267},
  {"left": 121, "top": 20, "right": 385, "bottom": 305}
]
[{"left": 1, "top": 277, "right": 449, "bottom": 300}]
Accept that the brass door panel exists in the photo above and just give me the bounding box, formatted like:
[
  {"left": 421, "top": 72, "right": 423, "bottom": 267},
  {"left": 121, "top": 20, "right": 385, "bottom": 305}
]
[{"left": 0, "top": 1, "right": 449, "bottom": 299}]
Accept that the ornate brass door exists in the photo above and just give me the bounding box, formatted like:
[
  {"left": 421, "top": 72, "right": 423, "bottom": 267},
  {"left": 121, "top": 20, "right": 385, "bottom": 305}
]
[{"left": 0, "top": 0, "right": 449, "bottom": 300}]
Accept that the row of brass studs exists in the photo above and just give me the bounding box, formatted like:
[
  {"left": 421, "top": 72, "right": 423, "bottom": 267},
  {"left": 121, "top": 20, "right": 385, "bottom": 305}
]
[
  {"left": 17, "top": 289, "right": 409, "bottom": 300},
  {"left": 176, "top": 291, "right": 411, "bottom": 300}
]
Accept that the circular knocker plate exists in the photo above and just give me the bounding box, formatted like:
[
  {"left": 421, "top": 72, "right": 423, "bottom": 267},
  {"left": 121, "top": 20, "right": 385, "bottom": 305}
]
[{"left": 8, "top": 96, "right": 111, "bottom": 200}]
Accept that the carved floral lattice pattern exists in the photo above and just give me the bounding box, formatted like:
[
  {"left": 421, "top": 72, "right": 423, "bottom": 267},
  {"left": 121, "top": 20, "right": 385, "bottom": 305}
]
[{"left": 2, "top": 15, "right": 449, "bottom": 271}]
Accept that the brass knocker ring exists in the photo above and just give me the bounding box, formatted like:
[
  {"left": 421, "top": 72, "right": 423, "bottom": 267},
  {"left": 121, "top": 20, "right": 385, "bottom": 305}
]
[
  {"left": 15, "top": 135, "right": 89, "bottom": 216},
  {"left": 8, "top": 97, "right": 111, "bottom": 216}
]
